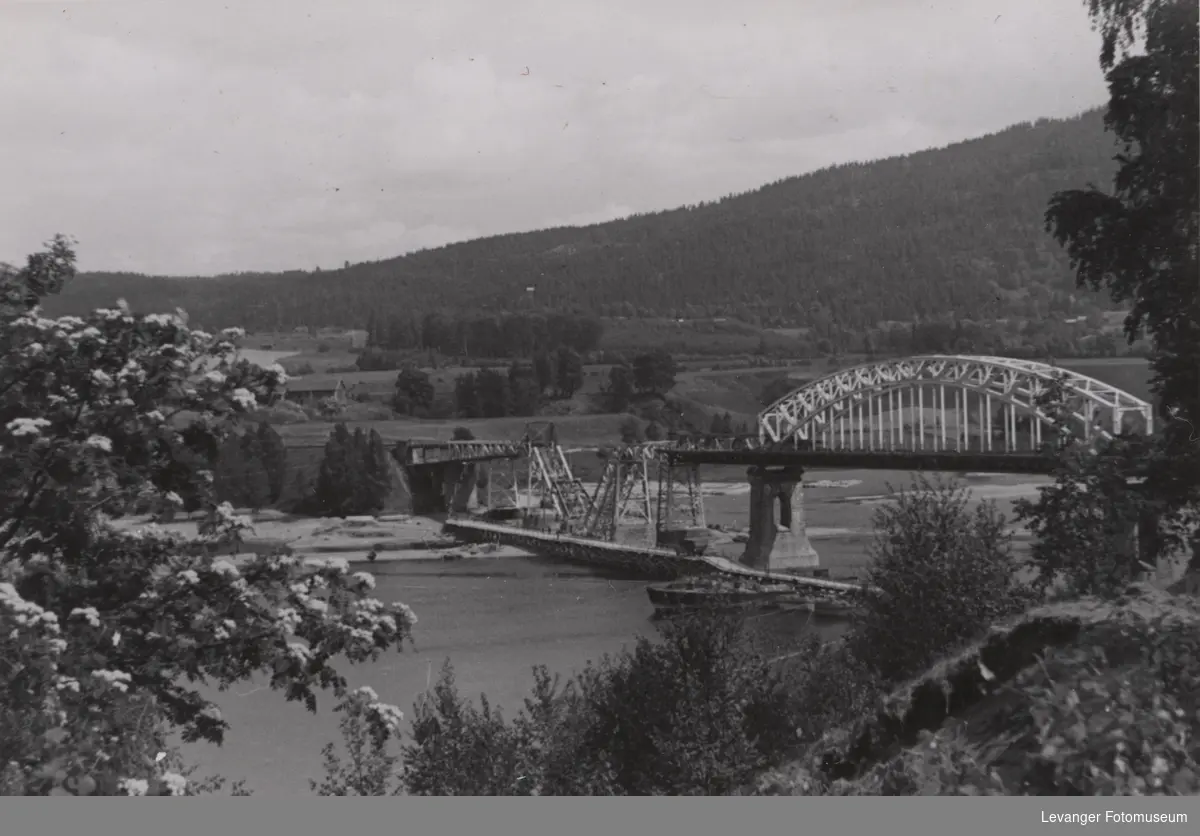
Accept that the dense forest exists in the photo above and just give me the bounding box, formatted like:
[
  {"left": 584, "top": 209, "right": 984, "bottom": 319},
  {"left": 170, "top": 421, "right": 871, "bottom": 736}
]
[{"left": 39, "top": 110, "right": 1118, "bottom": 333}]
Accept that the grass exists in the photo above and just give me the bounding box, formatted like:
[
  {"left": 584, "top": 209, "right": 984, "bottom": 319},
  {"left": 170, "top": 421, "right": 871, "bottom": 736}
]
[
  {"left": 1059, "top": 358, "right": 1155, "bottom": 402},
  {"left": 598, "top": 317, "right": 810, "bottom": 358},
  {"left": 276, "top": 413, "right": 632, "bottom": 448}
]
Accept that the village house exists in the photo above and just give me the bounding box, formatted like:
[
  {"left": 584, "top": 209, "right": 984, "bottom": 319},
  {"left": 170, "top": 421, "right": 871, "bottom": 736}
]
[{"left": 283, "top": 375, "right": 352, "bottom": 406}]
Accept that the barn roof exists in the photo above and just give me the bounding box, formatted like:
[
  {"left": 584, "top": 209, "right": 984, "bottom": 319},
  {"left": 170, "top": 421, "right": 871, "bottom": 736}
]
[{"left": 284, "top": 375, "right": 347, "bottom": 392}]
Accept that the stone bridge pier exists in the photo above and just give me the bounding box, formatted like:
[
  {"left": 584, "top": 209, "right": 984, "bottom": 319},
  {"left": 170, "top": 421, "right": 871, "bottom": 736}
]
[
  {"left": 741, "top": 466, "right": 819, "bottom": 573},
  {"left": 403, "top": 462, "right": 479, "bottom": 514}
]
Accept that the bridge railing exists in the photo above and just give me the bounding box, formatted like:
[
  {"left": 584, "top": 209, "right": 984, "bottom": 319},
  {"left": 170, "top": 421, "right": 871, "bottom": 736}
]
[{"left": 401, "top": 440, "right": 525, "bottom": 465}]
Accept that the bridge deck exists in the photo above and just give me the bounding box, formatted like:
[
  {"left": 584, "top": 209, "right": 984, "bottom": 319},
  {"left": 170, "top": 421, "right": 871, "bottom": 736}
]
[
  {"left": 443, "top": 517, "right": 862, "bottom": 593},
  {"left": 665, "top": 448, "right": 1055, "bottom": 473},
  {"left": 402, "top": 441, "right": 524, "bottom": 465}
]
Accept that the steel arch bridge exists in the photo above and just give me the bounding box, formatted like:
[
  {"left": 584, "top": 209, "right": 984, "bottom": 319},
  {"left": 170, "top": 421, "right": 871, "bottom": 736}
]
[{"left": 758, "top": 355, "right": 1155, "bottom": 453}]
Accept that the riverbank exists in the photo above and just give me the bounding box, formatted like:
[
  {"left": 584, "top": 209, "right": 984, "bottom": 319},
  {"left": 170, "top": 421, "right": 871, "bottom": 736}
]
[{"left": 107, "top": 511, "right": 541, "bottom": 564}]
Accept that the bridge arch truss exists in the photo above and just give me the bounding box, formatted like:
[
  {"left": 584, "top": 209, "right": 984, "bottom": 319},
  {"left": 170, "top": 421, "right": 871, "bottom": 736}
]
[{"left": 758, "top": 355, "right": 1155, "bottom": 452}]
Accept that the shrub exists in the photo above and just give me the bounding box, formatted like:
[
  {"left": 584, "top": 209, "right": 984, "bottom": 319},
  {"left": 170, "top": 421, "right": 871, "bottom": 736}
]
[
  {"left": 851, "top": 476, "right": 1035, "bottom": 682},
  {"left": 1005, "top": 613, "right": 1200, "bottom": 796},
  {"left": 400, "top": 663, "right": 533, "bottom": 795},
  {"left": 329, "top": 610, "right": 800, "bottom": 796},
  {"left": 783, "top": 636, "right": 885, "bottom": 745},
  {"left": 309, "top": 688, "right": 404, "bottom": 796},
  {"left": 250, "top": 399, "right": 309, "bottom": 425}
]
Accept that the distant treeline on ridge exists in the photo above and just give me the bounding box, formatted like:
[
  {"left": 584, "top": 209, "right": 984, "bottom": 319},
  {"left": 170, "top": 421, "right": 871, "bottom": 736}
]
[{"left": 39, "top": 110, "right": 1118, "bottom": 335}]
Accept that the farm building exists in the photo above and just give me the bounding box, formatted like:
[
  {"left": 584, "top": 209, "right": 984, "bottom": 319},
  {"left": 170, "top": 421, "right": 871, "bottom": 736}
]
[{"left": 283, "top": 375, "right": 352, "bottom": 406}]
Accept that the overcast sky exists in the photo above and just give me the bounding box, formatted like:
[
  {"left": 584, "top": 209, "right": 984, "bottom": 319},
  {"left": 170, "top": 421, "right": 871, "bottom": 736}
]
[{"left": 1, "top": 0, "right": 1108, "bottom": 275}]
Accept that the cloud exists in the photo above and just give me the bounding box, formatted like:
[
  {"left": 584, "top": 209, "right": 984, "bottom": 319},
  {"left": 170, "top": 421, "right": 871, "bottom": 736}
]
[{"left": 0, "top": 0, "right": 1108, "bottom": 275}]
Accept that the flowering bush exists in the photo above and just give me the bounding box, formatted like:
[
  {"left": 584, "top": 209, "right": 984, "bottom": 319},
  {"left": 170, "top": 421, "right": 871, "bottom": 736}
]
[{"left": 0, "top": 237, "right": 414, "bottom": 795}]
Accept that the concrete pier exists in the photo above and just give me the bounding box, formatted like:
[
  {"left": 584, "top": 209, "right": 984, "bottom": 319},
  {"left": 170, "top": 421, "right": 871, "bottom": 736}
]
[{"left": 741, "top": 466, "right": 819, "bottom": 573}]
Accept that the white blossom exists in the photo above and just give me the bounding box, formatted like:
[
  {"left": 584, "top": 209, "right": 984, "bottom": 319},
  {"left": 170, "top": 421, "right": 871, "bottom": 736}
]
[
  {"left": 6, "top": 417, "right": 50, "bottom": 437},
  {"left": 277, "top": 608, "right": 302, "bottom": 633},
  {"left": 211, "top": 559, "right": 240, "bottom": 578},
  {"left": 351, "top": 572, "right": 376, "bottom": 590},
  {"left": 177, "top": 569, "right": 200, "bottom": 586},
  {"left": 92, "top": 669, "right": 132, "bottom": 692},
  {"left": 161, "top": 772, "right": 188, "bottom": 796},
  {"left": 70, "top": 607, "right": 102, "bottom": 628},
  {"left": 204, "top": 370, "right": 226, "bottom": 385},
  {"left": 165, "top": 491, "right": 184, "bottom": 507},
  {"left": 90, "top": 369, "right": 113, "bottom": 387},
  {"left": 230, "top": 388, "right": 257, "bottom": 409},
  {"left": 119, "top": 779, "right": 150, "bottom": 797},
  {"left": 393, "top": 602, "right": 418, "bottom": 626},
  {"left": 83, "top": 435, "right": 113, "bottom": 453}
]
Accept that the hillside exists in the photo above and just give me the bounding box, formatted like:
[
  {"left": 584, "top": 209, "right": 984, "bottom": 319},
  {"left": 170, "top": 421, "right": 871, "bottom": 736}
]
[{"left": 41, "top": 110, "right": 1118, "bottom": 333}]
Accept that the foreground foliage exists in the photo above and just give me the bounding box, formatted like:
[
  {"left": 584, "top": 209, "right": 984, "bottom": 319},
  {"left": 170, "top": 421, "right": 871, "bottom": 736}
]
[
  {"left": 783, "top": 592, "right": 1200, "bottom": 796},
  {"left": 0, "top": 238, "right": 416, "bottom": 795}
]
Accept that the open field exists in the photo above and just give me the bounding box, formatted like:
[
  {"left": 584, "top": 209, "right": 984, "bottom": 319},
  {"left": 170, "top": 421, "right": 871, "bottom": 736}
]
[
  {"left": 597, "top": 317, "right": 809, "bottom": 358},
  {"left": 276, "top": 412, "right": 632, "bottom": 448}
]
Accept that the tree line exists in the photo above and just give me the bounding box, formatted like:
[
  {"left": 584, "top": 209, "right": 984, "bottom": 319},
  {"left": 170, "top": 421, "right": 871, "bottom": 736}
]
[
  {"left": 365, "top": 311, "right": 603, "bottom": 358},
  {"left": 41, "top": 110, "right": 1120, "bottom": 337}
]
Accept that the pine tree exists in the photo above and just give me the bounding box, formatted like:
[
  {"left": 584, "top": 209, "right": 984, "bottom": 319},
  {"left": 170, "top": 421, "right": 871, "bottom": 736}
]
[
  {"left": 256, "top": 421, "right": 288, "bottom": 504},
  {"left": 238, "top": 431, "right": 271, "bottom": 510},
  {"left": 454, "top": 373, "right": 481, "bottom": 419},
  {"left": 364, "top": 429, "right": 392, "bottom": 511},
  {"left": 554, "top": 346, "right": 584, "bottom": 398},
  {"left": 314, "top": 423, "right": 355, "bottom": 517},
  {"left": 532, "top": 349, "right": 554, "bottom": 394}
]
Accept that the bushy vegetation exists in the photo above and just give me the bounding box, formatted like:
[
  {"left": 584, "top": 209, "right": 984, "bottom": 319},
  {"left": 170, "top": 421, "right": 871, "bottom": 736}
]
[
  {"left": 319, "top": 612, "right": 800, "bottom": 796},
  {"left": 850, "top": 477, "right": 1036, "bottom": 682},
  {"left": 0, "top": 242, "right": 416, "bottom": 796}
]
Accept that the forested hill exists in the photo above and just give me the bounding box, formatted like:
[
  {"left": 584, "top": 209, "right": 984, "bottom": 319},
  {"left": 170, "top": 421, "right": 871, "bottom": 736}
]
[{"left": 42, "top": 109, "right": 1117, "bottom": 332}]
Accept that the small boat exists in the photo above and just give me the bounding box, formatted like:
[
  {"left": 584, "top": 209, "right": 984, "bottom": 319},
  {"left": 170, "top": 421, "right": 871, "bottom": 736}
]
[{"left": 647, "top": 576, "right": 799, "bottom": 616}]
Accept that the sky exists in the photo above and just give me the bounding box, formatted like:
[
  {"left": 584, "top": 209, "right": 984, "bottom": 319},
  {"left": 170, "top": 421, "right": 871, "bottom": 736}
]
[{"left": 0, "top": 0, "right": 1110, "bottom": 276}]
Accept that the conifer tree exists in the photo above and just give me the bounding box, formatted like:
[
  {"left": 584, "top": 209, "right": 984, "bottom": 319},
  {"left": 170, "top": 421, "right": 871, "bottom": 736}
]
[{"left": 256, "top": 421, "right": 289, "bottom": 504}]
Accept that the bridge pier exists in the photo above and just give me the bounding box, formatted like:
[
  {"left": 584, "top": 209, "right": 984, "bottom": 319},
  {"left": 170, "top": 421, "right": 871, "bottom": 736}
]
[
  {"left": 741, "top": 466, "right": 819, "bottom": 573},
  {"left": 443, "top": 462, "right": 479, "bottom": 514}
]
